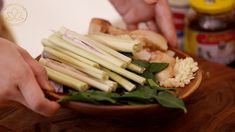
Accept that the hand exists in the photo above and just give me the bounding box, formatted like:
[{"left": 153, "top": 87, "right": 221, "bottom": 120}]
[
  {"left": 109, "top": 0, "right": 177, "bottom": 48},
  {"left": 0, "top": 38, "right": 60, "bottom": 116}
]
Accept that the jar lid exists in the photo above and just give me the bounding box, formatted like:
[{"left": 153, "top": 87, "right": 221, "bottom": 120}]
[
  {"left": 190, "top": 0, "right": 234, "bottom": 14},
  {"left": 168, "top": 0, "right": 189, "bottom": 7}
]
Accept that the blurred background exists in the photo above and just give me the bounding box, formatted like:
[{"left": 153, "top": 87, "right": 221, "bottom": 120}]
[
  {"left": 1, "top": 0, "right": 191, "bottom": 58},
  {"left": 2, "top": 0, "right": 123, "bottom": 57},
  {"left": 1, "top": 0, "right": 235, "bottom": 66}
]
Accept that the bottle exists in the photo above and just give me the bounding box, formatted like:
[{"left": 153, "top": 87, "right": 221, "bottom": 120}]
[
  {"left": 168, "top": 0, "right": 189, "bottom": 49},
  {"left": 184, "top": 0, "right": 235, "bottom": 66}
]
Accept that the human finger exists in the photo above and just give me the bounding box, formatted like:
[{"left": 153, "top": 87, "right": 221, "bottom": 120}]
[
  {"left": 3, "top": 88, "right": 28, "bottom": 107},
  {"left": 109, "top": 0, "right": 128, "bottom": 16},
  {"left": 144, "top": 0, "right": 159, "bottom": 4},
  {"left": 155, "top": 0, "right": 178, "bottom": 48},
  {"left": 18, "top": 65, "right": 60, "bottom": 116},
  {"left": 127, "top": 23, "right": 138, "bottom": 30},
  {"left": 110, "top": 0, "right": 155, "bottom": 26},
  {"left": 0, "top": 87, "right": 28, "bottom": 107},
  {"left": 146, "top": 20, "right": 160, "bottom": 32},
  {"left": 18, "top": 48, "right": 54, "bottom": 92}
]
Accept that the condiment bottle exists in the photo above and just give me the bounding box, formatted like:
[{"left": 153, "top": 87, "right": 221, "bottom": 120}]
[
  {"left": 168, "top": 0, "right": 189, "bottom": 49},
  {"left": 184, "top": 0, "right": 235, "bottom": 65}
]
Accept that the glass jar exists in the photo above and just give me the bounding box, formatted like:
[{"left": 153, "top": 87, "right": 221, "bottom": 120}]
[
  {"left": 184, "top": 0, "right": 235, "bottom": 66},
  {"left": 168, "top": 0, "right": 189, "bottom": 49}
]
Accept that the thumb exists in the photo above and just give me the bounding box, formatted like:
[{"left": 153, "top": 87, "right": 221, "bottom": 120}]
[
  {"left": 18, "top": 67, "right": 60, "bottom": 116},
  {"left": 18, "top": 48, "right": 55, "bottom": 92}
]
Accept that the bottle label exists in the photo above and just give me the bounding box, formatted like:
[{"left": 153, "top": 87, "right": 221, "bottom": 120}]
[
  {"left": 184, "top": 28, "right": 235, "bottom": 64},
  {"left": 169, "top": 2, "right": 189, "bottom": 48}
]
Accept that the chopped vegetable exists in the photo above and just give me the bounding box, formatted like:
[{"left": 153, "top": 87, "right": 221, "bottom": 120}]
[
  {"left": 40, "top": 58, "right": 114, "bottom": 92},
  {"left": 43, "top": 46, "right": 108, "bottom": 80},
  {"left": 46, "top": 35, "right": 146, "bottom": 85},
  {"left": 43, "top": 66, "right": 89, "bottom": 92},
  {"left": 103, "top": 68, "right": 136, "bottom": 92},
  {"left": 42, "top": 39, "right": 99, "bottom": 68},
  {"left": 89, "top": 33, "right": 142, "bottom": 53},
  {"left": 127, "top": 63, "right": 145, "bottom": 74},
  {"left": 58, "top": 27, "right": 127, "bottom": 68}
]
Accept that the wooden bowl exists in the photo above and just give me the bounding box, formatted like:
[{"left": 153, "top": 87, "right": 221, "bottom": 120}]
[{"left": 44, "top": 49, "right": 202, "bottom": 117}]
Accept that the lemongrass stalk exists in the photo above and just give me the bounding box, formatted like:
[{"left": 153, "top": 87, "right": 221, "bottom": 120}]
[
  {"left": 90, "top": 33, "right": 142, "bottom": 53},
  {"left": 76, "top": 67, "right": 108, "bottom": 80},
  {"left": 103, "top": 80, "right": 118, "bottom": 89},
  {"left": 127, "top": 63, "right": 145, "bottom": 74},
  {"left": 40, "top": 58, "right": 113, "bottom": 92},
  {"left": 103, "top": 68, "right": 136, "bottom": 92},
  {"left": 68, "top": 64, "right": 118, "bottom": 91},
  {"left": 43, "top": 66, "right": 89, "bottom": 92},
  {"left": 117, "top": 34, "right": 133, "bottom": 40},
  {"left": 62, "top": 34, "right": 127, "bottom": 68},
  {"left": 44, "top": 53, "right": 116, "bottom": 90},
  {"left": 43, "top": 52, "right": 105, "bottom": 80},
  {"left": 58, "top": 27, "right": 132, "bottom": 64},
  {"left": 43, "top": 46, "right": 108, "bottom": 79},
  {"left": 85, "top": 35, "right": 132, "bottom": 63},
  {"left": 47, "top": 35, "right": 146, "bottom": 84},
  {"left": 72, "top": 68, "right": 118, "bottom": 91},
  {"left": 43, "top": 46, "right": 103, "bottom": 75},
  {"left": 42, "top": 39, "right": 99, "bottom": 68},
  {"left": 56, "top": 28, "right": 127, "bottom": 68},
  {"left": 43, "top": 50, "right": 108, "bottom": 80}
]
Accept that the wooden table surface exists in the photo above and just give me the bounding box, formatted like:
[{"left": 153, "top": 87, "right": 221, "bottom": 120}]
[{"left": 0, "top": 58, "right": 235, "bottom": 132}]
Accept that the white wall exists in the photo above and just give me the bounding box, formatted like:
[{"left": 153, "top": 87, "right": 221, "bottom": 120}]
[{"left": 3, "top": 0, "right": 124, "bottom": 57}]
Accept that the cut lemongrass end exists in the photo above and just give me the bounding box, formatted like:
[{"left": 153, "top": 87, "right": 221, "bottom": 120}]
[
  {"left": 78, "top": 68, "right": 109, "bottom": 80},
  {"left": 70, "top": 66, "right": 117, "bottom": 92},
  {"left": 103, "top": 68, "right": 136, "bottom": 92},
  {"left": 42, "top": 39, "right": 100, "bottom": 68},
  {"left": 90, "top": 33, "right": 142, "bottom": 53},
  {"left": 103, "top": 80, "right": 118, "bottom": 88},
  {"left": 40, "top": 57, "right": 113, "bottom": 92},
  {"left": 43, "top": 65, "right": 89, "bottom": 92},
  {"left": 127, "top": 63, "right": 145, "bottom": 74},
  {"left": 103, "top": 80, "right": 118, "bottom": 92}
]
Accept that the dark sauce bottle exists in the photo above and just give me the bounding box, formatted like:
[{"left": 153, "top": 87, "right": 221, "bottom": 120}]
[{"left": 184, "top": 0, "right": 235, "bottom": 67}]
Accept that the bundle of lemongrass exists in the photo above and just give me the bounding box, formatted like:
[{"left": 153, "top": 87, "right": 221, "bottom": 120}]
[{"left": 39, "top": 27, "right": 147, "bottom": 93}]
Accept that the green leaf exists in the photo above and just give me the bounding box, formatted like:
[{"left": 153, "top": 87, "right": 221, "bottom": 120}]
[
  {"left": 59, "top": 90, "right": 119, "bottom": 104},
  {"left": 87, "top": 90, "right": 119, "bottom": 104},
  {"left": 87, "top": 90, "right": 120, "bottom": 98},
  {"left": 155, "top": 91, "right": 187, "bottom": 113},
  {"left": 59, "top": 92, "right": 97, "bottom": 104},
  {"left": 132, "top": 60, "right": 150, "bottom": 68},
  {"left": 149, "top": 63, "right": 168, "bottom": 73},
  {"left": 59, "top": 67, "right": 185, "bottom": 112},
  {"left": 142, "top": 70, "right": 155, "bottom": 80},
  {"left": 153, "top": 86, "right": 177, "bottom": 92},
  {"left": 68, "top": 89, "right": 79, "bottom": 96},
  {"left": 147, "top": 79, "right": 176, "bottom": 92},
  {"left": 147, "top": 79, "right": 159, "bottom": 87},
  {"left": 118, "top": 86, "right": 156, "bottom": 103}
]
